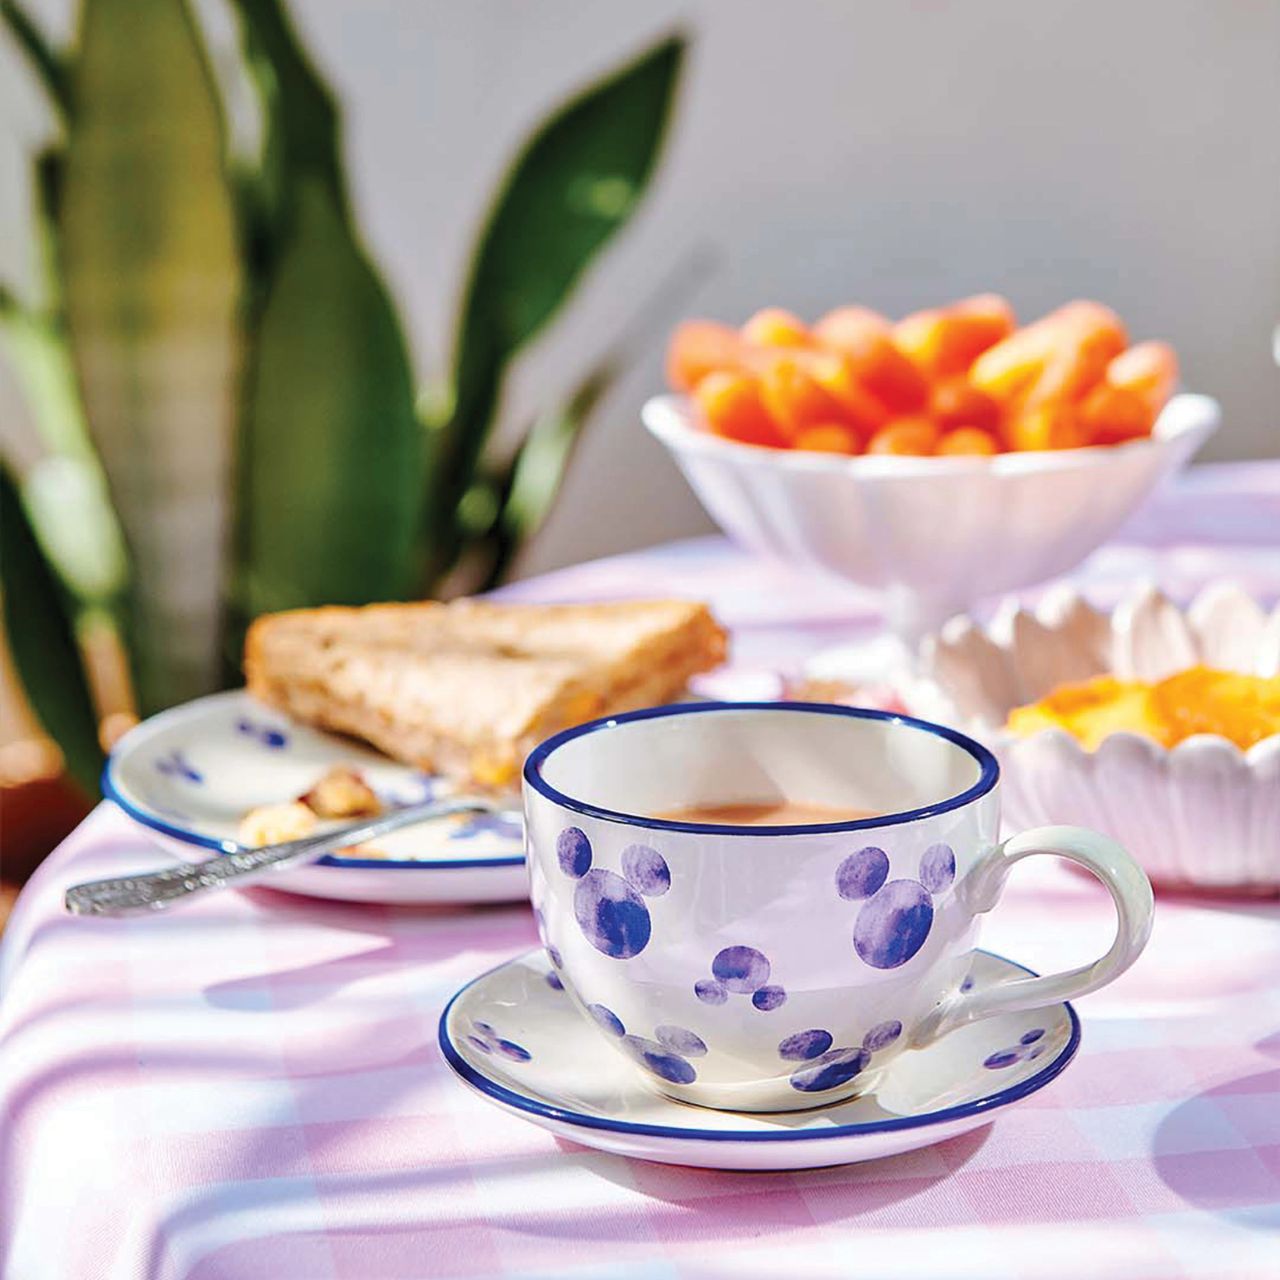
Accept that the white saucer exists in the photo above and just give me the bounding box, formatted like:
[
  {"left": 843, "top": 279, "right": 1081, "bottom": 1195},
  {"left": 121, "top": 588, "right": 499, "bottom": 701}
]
[
  {"left": 104, "top": 690, "right": 527, "bottom": 905},
  {"left": 440, "top": 948, "right": 1080, "bottom": 1170}
]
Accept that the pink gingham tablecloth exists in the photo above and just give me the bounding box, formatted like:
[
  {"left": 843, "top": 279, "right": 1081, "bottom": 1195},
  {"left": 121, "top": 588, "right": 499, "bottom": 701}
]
[{"left": 3, "top": 462, "right": 1280, "bottom": 1280}]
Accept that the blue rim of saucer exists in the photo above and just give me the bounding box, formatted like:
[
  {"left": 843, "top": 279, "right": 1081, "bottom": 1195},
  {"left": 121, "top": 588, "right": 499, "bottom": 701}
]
[
  {"left": 100, "top": 694, "right": 526, "bottom": 871},
  {"left": 524, "top": 702, "right": 1000, "bottom": 836},
  {"left": 439, "top": 948, "right": 1081, "bottom": 1144}
]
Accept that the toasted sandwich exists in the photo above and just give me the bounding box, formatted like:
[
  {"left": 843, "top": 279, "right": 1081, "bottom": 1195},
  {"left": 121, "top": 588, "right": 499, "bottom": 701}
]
[{"left": 244, "top": 599, "right": 727, "bottom": 789}]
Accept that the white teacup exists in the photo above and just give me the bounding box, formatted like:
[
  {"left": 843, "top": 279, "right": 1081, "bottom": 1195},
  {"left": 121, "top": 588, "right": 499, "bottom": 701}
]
[{"left": 524, "top": 703, "right": 1153, "bottom": 1113}]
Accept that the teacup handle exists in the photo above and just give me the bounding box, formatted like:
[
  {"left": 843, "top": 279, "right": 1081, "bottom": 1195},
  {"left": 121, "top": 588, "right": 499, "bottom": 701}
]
[{"left": 912, "top": 825, "right": 1154, "bottom": 1046}]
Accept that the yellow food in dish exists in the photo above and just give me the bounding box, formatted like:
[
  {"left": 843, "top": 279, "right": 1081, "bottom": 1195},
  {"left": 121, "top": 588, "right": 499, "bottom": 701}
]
[
  {"left": 239, "top": 765, "right": 382, "bottom": 847},
  {"left": 1006, "top": 667, "right": 1280, "bottom": 751},
  {"left": 237, "top": 800, "right": 318, "bottom": 847},
  {"left": 299, "top": 765, "right": 381, "bottom": 819},
  {"left": 1152, "top": 668, "right": 1280, "bottom": 750}
]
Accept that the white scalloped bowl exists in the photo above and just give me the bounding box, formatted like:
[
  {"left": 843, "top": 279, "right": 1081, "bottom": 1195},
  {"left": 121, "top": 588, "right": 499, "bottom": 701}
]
[
  {"left": 909, "top": 583, "right": 1280, "bottom": 895},
  {"left": 644, "top": 393, "right": 1219, "bottom": 642}
]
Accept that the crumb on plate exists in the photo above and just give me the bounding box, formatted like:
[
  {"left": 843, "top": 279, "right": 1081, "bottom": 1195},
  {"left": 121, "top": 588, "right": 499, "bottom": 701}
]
[
  {"left": 237, "top": 801, "right": 318, "bottom": 848},
  {"left": 298, "top": 765, "right": 381, "bottom": 819}
]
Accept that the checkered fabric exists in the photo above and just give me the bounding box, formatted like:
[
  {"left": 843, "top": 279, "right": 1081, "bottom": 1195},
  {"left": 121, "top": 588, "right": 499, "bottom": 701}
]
[{"left": 2, "top": 462, "right": 1278, "bottom": 1280}]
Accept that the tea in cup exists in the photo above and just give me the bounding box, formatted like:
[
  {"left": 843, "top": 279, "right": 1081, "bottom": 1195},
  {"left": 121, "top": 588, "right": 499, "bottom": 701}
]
[{"left": 525, "top": 702, "right": 1152, "bottom": 1113}]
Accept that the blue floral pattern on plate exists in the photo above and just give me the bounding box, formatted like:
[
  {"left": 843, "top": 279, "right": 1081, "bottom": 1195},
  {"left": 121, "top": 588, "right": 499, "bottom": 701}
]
[
  {"left": 451, "top": 810, "right": 523, "bottom": 843},
  {"left": 236, "top": 718, "right": 288, "bottom": 750},
  {"left": 154, "top": 750, "right": 203, "bottom": 784}
]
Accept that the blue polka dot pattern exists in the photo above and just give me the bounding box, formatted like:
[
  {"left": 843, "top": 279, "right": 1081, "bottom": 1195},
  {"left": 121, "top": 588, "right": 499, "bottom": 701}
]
[
  {"left": 584, "top": 1006, "right": 704, "bottom": 1084},
  {"left": 620, "top": 844, "right": 671, "bottom": 896},
  {"left": 752, "top": 985, "right": 788, "bottom": 1011},
  {"left": 984, "top": 1028, "right": 1047, "bottom": 1070},
  {"left": 694, "top": 978, "right": 728, "bottom": 1006},
  {"left": 711, "top": 946, "right": 770, "bottom": 993},
  {"left": 697, "top": 946, "right": 787, "bottom": 1011},
  {"left": 919, "top": 843, "right": 956, "bottom": 893},
  {"left": 789, "top": 1046, "right": 868, "bottom": 1093},
  {"left": 838, "top": 844, "right": 961, "bottom": 971},
  {"left": 573, "top": 868, "right": 651, "bottom": 958},
  {"left": 835, "top": 846, "right": 890, "bottom": 900},
  {"left": 862, "top": 1019, "right": 903, "bottom": 1052},
  {"left": 778, "top": 1029, "right": 833, "bottom": 1061},
  {"left": 622, "top": 1035, "right": 697, "bottom": 1084},
  {"left": 556, "top": 826, "right": 671, "bottom": 959},
  {"left": 781, "top": 1012, "right": 903, "bottom": 1093},
  {"left": 557, "top": 827, "right": 592, "bottom": 878},
  {"left": 545, "top": 970, "right": 564, "bottom": 991},
  {"left": 468, "top": 1022, "right": 531, "bottom": 1063},
  {"left": 587, "top": 1003, "right": 625, "bottom": 1037},
  {"left": 983, "top": 1049, "right": 1019, "bottom": 1069},
  {"left": 854, "top": 879, "right": 933, "bottom": 969},
  {"left": 655, "top": 1025, "right": 707, "bottom": 1057}
]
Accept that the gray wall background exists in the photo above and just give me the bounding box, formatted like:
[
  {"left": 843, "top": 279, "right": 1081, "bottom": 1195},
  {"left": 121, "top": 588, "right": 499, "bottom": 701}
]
[{"left": 3, "top": 0, "right": 1277, "bottom": 579}]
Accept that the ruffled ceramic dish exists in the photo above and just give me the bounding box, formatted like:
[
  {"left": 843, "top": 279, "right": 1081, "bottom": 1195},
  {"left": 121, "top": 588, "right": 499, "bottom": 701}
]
[{"left": 909, "top": 582, "right": 1280, "bottom": 894}]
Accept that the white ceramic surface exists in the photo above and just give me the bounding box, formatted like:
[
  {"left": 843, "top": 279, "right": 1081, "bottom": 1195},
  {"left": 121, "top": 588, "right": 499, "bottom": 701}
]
[
  {"left": 911, "top": 582, "right": 1280, "bottom": 894},
  {"left": 104, "top": 690, "right": 527, "bottom": 905},
  {"left": 643, "top": 392, "right": 1219, "bottom": 643},
  {"left": 440, "top": 947, "right": 1080, "bottom": 1171},
  {"left": 522, "top": 702, "right": 1151, "bottom": 1112}
]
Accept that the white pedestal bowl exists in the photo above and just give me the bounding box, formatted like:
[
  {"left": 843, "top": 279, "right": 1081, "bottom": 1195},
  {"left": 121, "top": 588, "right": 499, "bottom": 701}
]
[{"left": 643, "top": 393, "right": 1220, "bottom": 648}]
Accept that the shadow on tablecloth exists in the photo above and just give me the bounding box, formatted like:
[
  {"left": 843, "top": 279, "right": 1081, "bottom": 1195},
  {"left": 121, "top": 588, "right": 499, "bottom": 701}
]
[{"left": 1152, "top": 1031, "right": 1280, "bottom": 1232}]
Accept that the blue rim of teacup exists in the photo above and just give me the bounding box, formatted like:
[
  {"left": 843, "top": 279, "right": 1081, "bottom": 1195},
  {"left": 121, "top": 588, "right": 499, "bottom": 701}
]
[
  {"left": 100, "top": 692, "right": 526, "bottom": 871},
  {"left": 524, "top": 702, "right": 999, "bottom": 836},
  {"left": 438, "top": 947, "right": 1081, "bottom": 1144}
]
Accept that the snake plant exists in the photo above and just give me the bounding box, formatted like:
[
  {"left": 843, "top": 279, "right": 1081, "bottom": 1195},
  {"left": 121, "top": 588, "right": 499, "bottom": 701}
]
[{"left": 0, "top": 0, "right": 686, "bottom": 795}]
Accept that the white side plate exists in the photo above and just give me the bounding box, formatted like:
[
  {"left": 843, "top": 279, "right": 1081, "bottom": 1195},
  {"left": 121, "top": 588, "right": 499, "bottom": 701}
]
[{"left": 105, "top": 690, "right": 528, "bottom": 905}]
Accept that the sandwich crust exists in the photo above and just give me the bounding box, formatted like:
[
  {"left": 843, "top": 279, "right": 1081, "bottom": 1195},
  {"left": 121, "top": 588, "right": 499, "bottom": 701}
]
[{"left": 244, "top": 599, "right": 727, "bottom": 788}]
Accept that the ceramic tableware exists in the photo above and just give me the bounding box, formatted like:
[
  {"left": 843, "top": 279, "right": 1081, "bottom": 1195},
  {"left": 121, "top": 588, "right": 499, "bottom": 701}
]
[
  {"left": 440, "top": 947, "right": 1079, "bottom": 1170},
  {"left": 644, "top": 391, "right": 1218, "bottom": 648},
  {"left": 104, "top": 690, "right": 526, "bottom": 905},
  {"left": 524, "top": 702, "right": 1152, "bottom": 1113},
  {"left": 909, "top": 581, "right": 1280, "bottom": 894}
]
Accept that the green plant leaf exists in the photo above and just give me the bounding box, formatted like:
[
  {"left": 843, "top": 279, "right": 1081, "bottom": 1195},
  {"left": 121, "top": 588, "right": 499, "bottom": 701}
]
[
  {"left": 473, "top": 247, "right": 712, "bottom": 590},
  {"left": 1, "top": 0, "right": 72, "bottom": 120},
  {"left": 430, "top": 33, "right": 686, "bottom": 577},
  {"left": 228, "top": 0, "right": 342, "bottom": 218},
  {"left": 233, "top": 177, "right": 425, "bottom": 622},
  {"left": 224, "top": 0, "right": 425, "bottom": 655},
  {"left": 479, "top": 357, "right": 619, "bottom": 590},
  {"left": 58, "top": 0, "right": 241, "bottom": 714},
  {"left": 0, "top": 467, "right": 103, "bottom": 794}
]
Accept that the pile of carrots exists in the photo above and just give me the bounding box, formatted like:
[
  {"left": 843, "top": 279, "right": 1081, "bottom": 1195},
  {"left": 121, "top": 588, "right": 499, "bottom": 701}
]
[{"left": 665, "top": 297, "right": 1178, "bottom": 456}]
